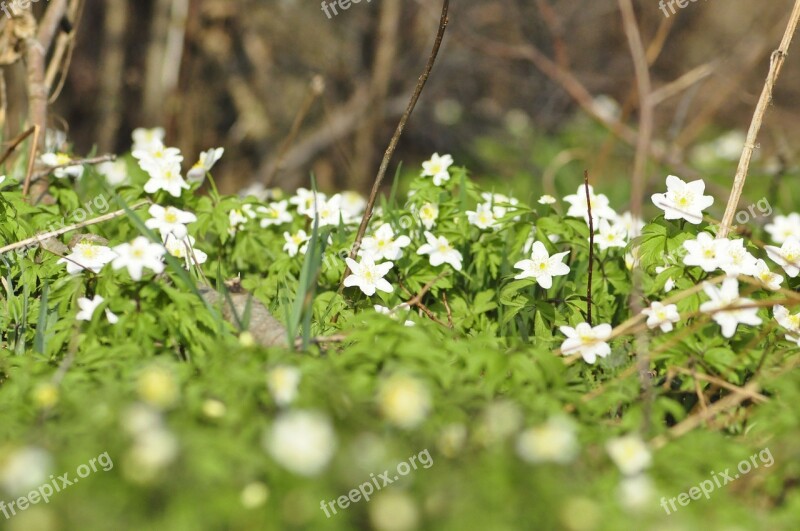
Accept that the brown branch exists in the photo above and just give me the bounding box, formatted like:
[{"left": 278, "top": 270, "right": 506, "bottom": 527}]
[
  {"left": 0, "top": 126, "right": 35, "bottom": 167},
  {"left": 338, "top": 0, "right": 450, "bottom": 292},
  {"left": 718, "top": 0, "right": 800, "bottom": 238}
]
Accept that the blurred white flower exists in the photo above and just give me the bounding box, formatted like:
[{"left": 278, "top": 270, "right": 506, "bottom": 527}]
[
  {"left": 266, "top": 366, "right": 301, "bottom": 407},
  {"left": 58, "top": 241, "right": 116, "bottom": 275},
  {"left": 606, "top": 435, "right": 651, "bottom": 476},
  {"left": 143, "top": 162, "right": 190, "bottom": 197},
  {"left": 559, "top": 322, "right": 612, "bottom": 364},
  {"left": 369, "top": 491, "right": 419, "bottom": 531},
  {"left": 187, "top": 147, "right": 224, "bottom": 183},
  {"left": 513, "top": 241, "right": 570, "bottom": 289},
  {"left": 146, "top": 204, "right": 197, "bottom": 240},
  {"left": 97, "top": 159, "right": 129, "bottom": 186},
  {"left": 0, "top": 447, "right": 52, "bottom": 496},
  {"left": 308, "top": 194, "right": 349, "bottom": 226},
  {"left": 240, "top": 482, "right": 270, "bottom": 509},
  {"left": 379, "top": 375, "right": 431, "bottom": 429},
  {"left": 642, "top": 301, "right": 679, "bottom": 332},
  {"left": 283, "top": 230, "right": 310, "bottom": 257},
  {"left": 618, "top": 474, "right": 654, "bottom": 511},
  {"left": 719, "top": 239, "right": 758, "bottom": 276},
  {"left": 421, "top": 153, "right": 453, "bottom": 186},
  {"left": 765, "top": 236, "right": 800, "bottom": 278},
  {"left": 257, "top": 200, "right": 293, "bottom": 227},
  {"left": 765, "top": 213, "right": 800, "bottom": 245},
  {"left": 651, "top": 175, "right": 714, "bottom": 225},
  {"left": 417, "top": 202, "right": 439, "bottom": 230},
  {"left": 289, "top": 188, "right": 325, "bottom": 216},
  {"left": 466, "top": 203, "right": 497, "bottom": 230},
  {"left": 374, "top": 304, "right": 415, "bottom": 327},
  {"left": 165, "top": 235, "right": 207, "bottom": 267},
  {"left": 594, "top": 219, "right": 627, "bottom": 250},
  {"left": 341, "top": 191, "right": 366, "bottom": 219},
  {"left": 344, "top": 256, "right": 394, "bottom": 296},
  {"left": 132, "top": 127, "right": 166, "bottom": 152},
  {"left": 228, "top": 204, "right": 256, "bottom": 235},
  {"left": 563, "top": 184, "right": 617, "bottom": 225},
  {"left": 613, "top": 211, "right": 645, "bottom": 239},
  {"left": 516, "top": 416, "right": 579, "bottom": 464},
  {"left": 111, "top": 236, "right": 166, "bottom": 280},
  {"left": 41, "top": 152, "right": 84, "bottom": 179},
  {"left": 76, "top": 295, "right": 118, "bottom": 324},
  {"left": 699, "top": 278, "right": 762, "bottom": 338},
  {"left": 264, "top": 410, "right": 336, "bottom": 476},
  {"left": 538, "top": 194, "right": 556, "bottom": 205},
  {"left": 360, "top": 223, "right": 411, "bottom": 261},
  {"left": 417, "top": 231, "right": 463, "bottom": 271},
  {"left": 773, "top": 305, "right": 800, "bottom": 343},
  {"left": 481, "top": 192, "right": 519, "bottom": 219},
  {"left": 751, "top": 259, "right": 783, "bottom": 291}
]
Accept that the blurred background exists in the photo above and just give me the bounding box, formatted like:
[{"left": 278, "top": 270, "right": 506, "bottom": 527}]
[{"left": 2, "top": 0, "right": 800, "bottom": 206}]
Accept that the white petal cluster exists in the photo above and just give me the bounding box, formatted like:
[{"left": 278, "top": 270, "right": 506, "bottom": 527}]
[{"left": 559, "top": 322, "right": 613, "bottom": 364}]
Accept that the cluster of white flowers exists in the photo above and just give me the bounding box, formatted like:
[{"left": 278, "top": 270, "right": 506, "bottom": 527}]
[{"left": 562, "top": 184, "right": 643, "bottom": 249}]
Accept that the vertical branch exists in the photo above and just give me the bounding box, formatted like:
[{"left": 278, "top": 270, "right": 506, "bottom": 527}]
[
  {"left": 584, "top": 170, "right": 593, "bottom": 326},
  {"left": 97, "top": 0, "right": 129, "bottom": 152},
  {"left": 718, "top": 0, "right": 800, "bottom": 238},
  {"left": 338, "top": 0, "right": 450, "bottom": 292}
]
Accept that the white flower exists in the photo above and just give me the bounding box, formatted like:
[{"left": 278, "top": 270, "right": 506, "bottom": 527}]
[
  {"left": 594, "top": 219, "right": 627, "bottom": 250},
  {"left": 289, "top": 188, "right": 325, "bottom": 216},
  {"left": 132, "top": 127, "right": 166, "bottom": 152},
  {"left": 343, "top": 256, "right": 394, "bottom": 296},
  {"left": 655, "top": 265, "right": 676, "bottom": 292},
  {"left": 559, "top": 322, "right": 612, "bottom": 364},
  {"left": 774, "top": 304, "right": 800, "bottom": 335},
  {"left": 187, "top": 147, "right": 224, "bottom": 183},
  {"left": 466, "top": 203, "right": 497, "bottom": 229},
  {"left": 606, "top": 435, "right": 651, "bottom": 476},
  {"left": 143, "top": 162, "right": 190, "bottom": 197},
  {"left": 642, "top": 301, "right": 680, "bottom": 332},
  {"left": 515, "top": 416, "right": 579, "bottom": 464},
  {"left": 563, "top": 184, "right": 617, "bottom": 225},
  {"left": 359, "top": 224, "right": 411, "bottom": 261},
  {"left": 421, "top": 153, "right": 453, "bottom": 186},
  {"left": 57, "top": 241, "right": 117, "bottom": 274},
  {"left": 41, "top": 152, "right": 84, "bottom": 179},
  {"left": 145, "top": 204, "right": 197, "bottom": 240},
  {"left": 613, "top": 211, "right": 645, "bottom": 239},
  {"left": 718, "top": 238, "right": 758, "bottom": 276},
  {"left": 0, "top": 447, "right": 52, "bottom": 496},
  {"left": 765, "top": 213, "right": 800, "bottom": 245},
  {"left": 133, "top": 141, "right": 183, "bottom": 171},
  {"left": 765, "top": 236, "right": 800, "bottom": 277},
  {"left": 513, "top": 241, "right": 570, "bottom": 289},
  {"left": 165, "top": 235, "right": 207, "bottom": 267},
  {"left": 283, "top": 230, "right": 310, "bottom": 257},
  {"left": 699, "top": 278, "right": 762, "bottom": 338},
  {"left": 228, "top": 204, "right": 256, "bottom": 235},
  {"left": 266, "top": 366, "right": 301, "bottom": 407},
  {"left": 618, "top": 475, "right": 655, "bottom": 512},
  {"left": 538, "top": 194, "right": 557, "bottom": 205},
  {"left": 374, "top": 304, "right": 414, "bottom": 327},
  {"left": 379, "top": 375, "right": 431, "bottom": 429},
  {"left": 257, "top": 200, "right": 292, "bottom": 227},
  {"left": 417, "top": 231, "right": 463, "bottom": 271},
  {"left": 111, "top": 236, "right": 166, "bottom": 280},
  {"left": 481, "top": 192, "right": 519, "bottom": 219},
  {"left": 417, "top": 202, "right": 439, "bottom": 230},
  {"left": 682, "top": 232, "right": 728, "bottom": 272},
  {"left": 308, "top": 194, "right": 349, "bottom": 226},
  {"left": 98, "top": 159, "right": 128, "bottom": 186},
  {"left": 651, "top": 175, "right": 714, "bottom": 224},
  {"left": 340, "top": 191, "right": 366, "bottom": 219},
  {"left": 76, "top": 295, "right": 118, "bottom": 324},
  {"left": 264, "top": 410, "right": 336, "bottom": 476},
  {"left": 751, "top": 259, "right": 783, "bottom": 291}
]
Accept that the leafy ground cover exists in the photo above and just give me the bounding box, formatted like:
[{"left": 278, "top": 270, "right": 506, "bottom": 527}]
[{"left": 1, "top": 129, "right": 799, "bottom": 530}]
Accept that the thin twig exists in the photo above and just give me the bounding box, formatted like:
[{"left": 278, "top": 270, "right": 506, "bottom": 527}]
[
  {"left": 338, "top": 0, "right": 450, "bottom": 292},
  {"left": 0, "top": 200, "right": 149, "bottom": 255},
  {"left": 29, "top": 154, "right": 117, "bottom": 184},
  {"left": 22, "top": 126, "right": 40, "bottom": 197},
  {"left": 718, "top": 0, "right": 800, "bottom": 238},
  {"left": 0, "top": 126, "right": 35, "bottom": 167},
  {"left": 584, "top": 170, "right": 593, "bottom": 326}
]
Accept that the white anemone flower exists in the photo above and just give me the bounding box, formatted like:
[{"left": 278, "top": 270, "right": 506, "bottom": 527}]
[
  {"left": 58, "top": 241, "right": 117, "bottom": 274},
  {"left": 466, "top": 203, "right": 497, "bottom": 230},
  {"left": 421, "top": 153, "right": 454, "bottom": 186},
  {"left": 651, "top": 175, "right": 714, "bottom": 224},
  {"left": 751, "top": 259, "right": 783, "bottom": 291},
  {"left": 719, "top": 239, "right": 758, "bottom": 276},
  {"left": 165, "top": 235, "right": 207, "bottom": 268},
  {"left": 699, "top": 278, "right": 762, "bottom": 338},
  {"left": 146, "top": 204, "right": 197, "bottom": 240},
  {"left": 682, "top": 232, "right": 729, "bottom": 272},
  {"left": 289, "top": 188, "right": 325, "bottom": 216},
  {"left": 143, "top": 162, "right": 190, "bottom": 197},
  {"left": 359, "top": 223, "right": 411, "bottom": 261},
  {"left": 765, "top": 213, "right": 800, "bottom": 244},
  {"left": 283, "top": 230, "right": 311, "bottom": 257},
  {"left": 559, "top": 322, "right": 613, "bottom": 364},
  {"left": 343, "top": 256, "right": 394, "bottom": 296},
  {"left": 132, "top": 127, "right": 166, "bottom": 152},
  {"left": 111, "top": 236, "right": 166, "bottom": 280},
  {"left": 513, "top": 241, "right": 570, "bottom": 289},
  {"left": 417, "top": 202, "right": 439, "bottom": 230},
  {"left": 257, "top": 200, "right": 293, "bottom": 227},
  {"left": 76, "top": 295, "right": 119, "bottom": 324},
  {"left": 266, "top": 366, "right": 301, "bottom": 407},
  {"left": 594, "top": 219, "right": 627, "bottom": 250},
  {"left": 187, "top": 147, "right": 224, "bottom": 183},
  {"left": 606, "top": 435, "right": 652, "bottom": 476},
  {"left": 264, "top": 410, "right": 336, "bottom": 476},
  {"left": 417, "top": 231, "right": 463, "bottom": 271},
  {"left": 765, "top": 236, "right": 800, "bottom": 278},
  {"left": 563, "top": 184, "right": 617, "bottom": 225},
  {"left": 41, "top": 152, "right": 84, "bottom": 179},
  {"left": 515, "top": 416, "right": 579, "bottom": 464},
  {"left": 642, "top": 301, "right": 680, "bottom": 332}
]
